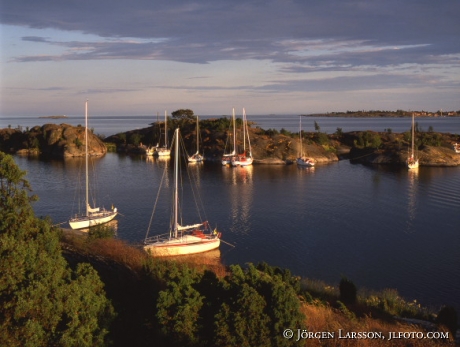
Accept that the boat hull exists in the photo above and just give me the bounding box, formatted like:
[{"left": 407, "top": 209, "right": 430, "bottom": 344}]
[
  {"left": 231, "top": 157, "right": 253, "bottom": 166},
  {"left": 407, "top": 160, "right": 419, "bottom": 169},
  {"left": 154, "top": 148, "right": 171, "bottom": 156},
  {"left": 296, "top": 157, "right": 315, "bottom": 167},
  {"left": 144, "top": 235, "right": 220, "bottom": 256},
  {"left": 69, "top": 210, "right": 118, "bottom": 230}
]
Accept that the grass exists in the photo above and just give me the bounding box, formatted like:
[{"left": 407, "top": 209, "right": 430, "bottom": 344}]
[{"left": 60, "top": 231, "right": 456, "bottom": 346}]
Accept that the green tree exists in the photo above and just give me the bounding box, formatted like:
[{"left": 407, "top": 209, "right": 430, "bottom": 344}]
[
  {"left": 314, "top": 120, "right": 321, "bottom": 132},
  {"left": 129, "top": 133, "right": 142, "bottom": 146},
  {"left": 171, "top": 109, "right": 195, "bottom": 120},
  {"left": 156, "top": 269, "right": 203, "bottom": 346},
  {"left": 339, "top": 276, "right": 357, "bottom": 304},
  {"left": 0, "top": 152, "right": 115, "bottom": 347}
]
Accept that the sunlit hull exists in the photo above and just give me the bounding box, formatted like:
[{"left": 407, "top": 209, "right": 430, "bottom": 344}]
[
  {"left": 231, "top": 156, "right": 253, "bottom": 166},
  {"left": 188, "top": 153, "right": 204, "bottom": 162},
  {"left": 154, "top": 148, "right": 171, "bottom": 156},
  {"left": 69, "top": 210, "right": 118, "bottom": 230},
  {"left": 144, "top": 234, "right": 221, "bottom": 256},
  {"left": 407, "top": 159, "right": 419, "bottom": 169},
  {"left": 296, "top": 157, "right": 315, "bottom": 167}
]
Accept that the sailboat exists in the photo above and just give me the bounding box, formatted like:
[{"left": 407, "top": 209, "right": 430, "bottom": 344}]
[
  {"left": 296, "top": 116, "right": 315, "bottom": 167},
  {"left": 145, "top": 112, "right": 158, "bottom": 156},
  {"left": 188, "top": 116, "right": 204, "bottom": 163},
  {"left": 231, "top": 108, "right": 253, "bottom": 166},
  {"left": 406, "top": 113, "right": 419, "bottom": 169},
  {"left": 154, "top": 110, "right": 171, "bottom": 157},
  {"left": 144, "top": 128, "right": 221, "bottom": 256},
  {"left": 221, "top": 108, "right": 237, "bottom": 165},
  {"left": 69, "top": 101, "right": 118, "bottom": 230}
]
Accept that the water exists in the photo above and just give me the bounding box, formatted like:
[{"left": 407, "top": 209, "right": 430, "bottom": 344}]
[
  {"left": 14, "top": 153, "right": 460, "bottom": 314},
  {"left": 2, "top": 114, "right": 460, "bottom": 136}
]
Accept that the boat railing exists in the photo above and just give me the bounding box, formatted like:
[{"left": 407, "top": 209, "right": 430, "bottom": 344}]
[{"left": 144, "top": 233, "right": 172, "bottom": 244}]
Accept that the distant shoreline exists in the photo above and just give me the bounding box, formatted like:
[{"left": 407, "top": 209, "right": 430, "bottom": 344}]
[{"left": 38, "top": 115, "right": 68, "bottom": 119}]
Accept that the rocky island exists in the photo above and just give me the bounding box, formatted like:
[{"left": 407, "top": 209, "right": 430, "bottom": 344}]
[
  {"left": 0, "top": 123, "right": 107, "bottom": 158},
  {"left": 1, "top": 117, "right": 459, "bottom": 166}
]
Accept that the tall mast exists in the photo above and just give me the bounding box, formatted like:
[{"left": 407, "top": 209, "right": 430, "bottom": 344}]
[
  {"left": 232, "top": 108, "right": 236, "bottom": 155},
  {"left": 242, "top": 108, "right": 246, "bottom": 153},
  {"left": 164, "top": 110, "right": 168, "bottom": 148},
  {"left": 196, "top": 116, "right": 199, "bottom": 153},
  {"left": 299, "top": 116, "right": 302, "bottom": 157},
  {"left": 411, "top": 113, "right": 415, "bottom": 158},
  {"left": 173, "top": 128, "right": 179, "bottom": 238},
  {"left": 85, "top": 100, "right": 89, "bottom": 217}
]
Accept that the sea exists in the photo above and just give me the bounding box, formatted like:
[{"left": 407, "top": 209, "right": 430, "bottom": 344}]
[{"left": 4, "top": 114, "right": 460, "bottom": 314}]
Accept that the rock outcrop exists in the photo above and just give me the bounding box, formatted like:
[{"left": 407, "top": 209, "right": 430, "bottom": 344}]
[{"left": 0, "top": 124, "right": 107, "bottom": 158}]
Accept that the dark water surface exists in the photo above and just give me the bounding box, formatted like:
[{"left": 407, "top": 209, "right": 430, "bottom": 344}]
[{"left": 15, "top": 153, "right": 460, "bottom": 313}]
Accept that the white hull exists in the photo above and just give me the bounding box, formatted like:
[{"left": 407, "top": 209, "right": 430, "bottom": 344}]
[
  {"left": 296, "top": 157, "right": 315, "bottom": 167},
  {"left": 69, "top": 210, "right": 118, "bottom": 230},
  {"left": 188, "top": 152, "right": 204, "bottom": 163},
  {"left": 144, "top": 235, "right": 220, "bottom": 256},
  {"left": 231, "top": 156, "right": 253, "bottom": 166},
  {"left": 145, "top": 147, "right": 155, "bottom": 156},
  {"left": 453, "top": 143, "right": 460, "bottom": 153},
  {"left": 407, "top": 159, "right": 419, "bottom": 169},
  {"left": 222, "top": 153, "right": 235, "bottom": 166},
  {"left": 154, "top": 148, "right": 171, "bottom": 156}
]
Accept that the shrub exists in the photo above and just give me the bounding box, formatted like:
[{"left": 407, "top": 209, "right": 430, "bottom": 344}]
[
  {"left": 436, "top": 305, "right": 457, "bottom": 335},
  {"left": 339, "top": 277, "right": 357, "bottom": 304}
]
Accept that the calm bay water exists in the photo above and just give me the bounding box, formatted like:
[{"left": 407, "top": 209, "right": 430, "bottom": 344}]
[
  {"left": 14, "top": 152, "right": 460, "bottom": 313},
  {"left": 2, "top": 114, "right": 460, "bottom": 136}
]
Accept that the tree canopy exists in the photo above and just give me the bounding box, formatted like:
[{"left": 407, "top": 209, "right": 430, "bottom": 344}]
[
  {"left": 171, "top": 109, "right": 195, "bottom": 120},
  {"left": 0, "top": 152, "right": 115, "bottom": 347}
]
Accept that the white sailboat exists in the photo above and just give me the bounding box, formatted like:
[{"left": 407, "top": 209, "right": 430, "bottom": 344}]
[
  {"left": 144, "top": 128, "right": 221, "bottom": 256},
  {"left": 145, "top": 112, "right": 158, "bottom": 156},
  {"left": 231, "top": 108, "right": 253, "bottom": 167},
  {"left": 296, "top": 116, "right": 315, "bottom": 167},
  {"left": 188, "top": 116, "right": 204, "bottom": 163},
  {"left": 154, "top": 110, "right": 171, "bottom": 157},
  {"left": 222, "top": 108, "right": 237, "bottom": 165},
  {"left": 69, "top": 101, "right": 118, "bottom": 230},
  {"left": 406, "top": 113, "right": 419, "bottom": 169}
]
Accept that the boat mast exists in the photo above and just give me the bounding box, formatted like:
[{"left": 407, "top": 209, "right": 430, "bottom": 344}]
[
  {"left": 164, "top": 110, "right": 168, "bottom": 148},
  {"left": 242, "top": 108, "right": 246, "bottom": 154},
  {"left": 173, "top": 128, "right": 179, "bottom": 238},
  {"left": 196, "top": 116, "right": 199, "bottom": 154},
  {"left": 85, "top": 100, "right": 89, "bottom": 217},
  {"left": 299, "top": 116, "right": 302, "bottom": 157},
  {"left": 411, "top": 113, "right": 415, "bottom": 159},
  {"left": 232, "top": 108, "right": 236, "bottom": 155}
]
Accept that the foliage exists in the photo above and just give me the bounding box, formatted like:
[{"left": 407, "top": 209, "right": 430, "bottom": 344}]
[
  {"left": 353, "top": 131, "right": 382, "bottom": 149},
  {"left": 436, "top": 305, "right": 457, "bottom": 335},
  {"left": 129, "top": 133, "right": 142, "bottom": 146},
  {"left": 144, "top": 260, "right": 306, "bottom": 347},
  {"left": 339, "top": 276, "right": 357, "bottom": 304},
  {"left": 88, "top": 224, "right": 116, "bottom": 240},
  {"left": 0, "top": 152, "right": 115, "bottom": 347},
  {"left": 171, "top": 109, "right": 195, "bottom": 120},
  {"left": 314, "top": 120, "right": 321, "bottom": 132},
  {"left": 315, "top": 132, "right": 329, "bottom": 145}
]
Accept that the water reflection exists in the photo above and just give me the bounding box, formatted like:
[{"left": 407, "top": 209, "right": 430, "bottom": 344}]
[
  {"left": 405, "top": 168, "right": 419, "bottom": 234},
  {"left": 222, "top": 166, "right": 254, "bottom": 236}
]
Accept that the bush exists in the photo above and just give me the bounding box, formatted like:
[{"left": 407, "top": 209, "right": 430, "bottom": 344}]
[
  {"left": 436, "top": 305, "right": 458, "bottom": 335},
  {"left": 339, "top": 277, "right": 357, "bottom": 304}
]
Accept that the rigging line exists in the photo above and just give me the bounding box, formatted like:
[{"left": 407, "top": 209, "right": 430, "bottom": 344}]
[
  {"left": 144, "top": 155, "right": 169, "bottom": 241},
  {"left": 180, "top": 134, "right": 206, "bottom": 222}
]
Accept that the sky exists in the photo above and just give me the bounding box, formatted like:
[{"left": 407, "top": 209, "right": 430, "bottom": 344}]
[{"left": 1, "top": 0, "right": 460, "bottom": 117}]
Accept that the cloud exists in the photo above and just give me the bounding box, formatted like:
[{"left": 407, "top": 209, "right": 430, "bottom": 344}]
[{"left": 3, "top": 0, "right": 459, "bottom": 67}]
